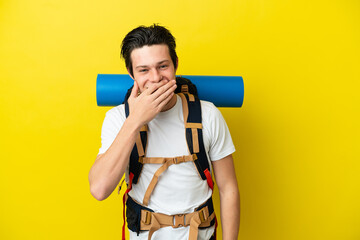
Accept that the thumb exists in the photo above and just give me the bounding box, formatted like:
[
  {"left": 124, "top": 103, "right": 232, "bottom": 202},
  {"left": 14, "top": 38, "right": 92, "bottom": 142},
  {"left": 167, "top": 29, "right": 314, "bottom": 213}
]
[{"left": 130, "top": 81, "right": 139, "bottom": 98}]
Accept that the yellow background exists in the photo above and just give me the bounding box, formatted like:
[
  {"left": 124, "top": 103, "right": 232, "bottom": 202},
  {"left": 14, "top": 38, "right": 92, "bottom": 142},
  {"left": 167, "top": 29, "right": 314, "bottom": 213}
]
[{"left": 1, "top": 0, "right": 359, "bottom": 239}]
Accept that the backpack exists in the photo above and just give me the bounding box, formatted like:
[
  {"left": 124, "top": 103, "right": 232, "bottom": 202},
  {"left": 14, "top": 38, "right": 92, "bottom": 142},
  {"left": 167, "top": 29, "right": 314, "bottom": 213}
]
[
  {"left": 121, "top": 77, "right": 216, "bottom": 239},
  {"left": 123, "top": 76, "right": 213, "bottom": 192}
]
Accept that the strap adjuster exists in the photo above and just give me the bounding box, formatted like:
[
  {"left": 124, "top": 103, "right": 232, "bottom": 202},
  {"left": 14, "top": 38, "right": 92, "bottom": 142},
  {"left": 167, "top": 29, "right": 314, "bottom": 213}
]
[
  {"left": 173, "top": 214, "right": 185, "bottom": 228},
  {"left": 172, "top": 156, "right": 185, "bottom": 164},
  {"left": 181, "top": 85, "right": 189, "bottom": 93},
  {"left": 198, "top": 208, "right": 207, "bottom": 223},
  {"left": 142, "top": 211, "right": 151, "bottom": 225}
]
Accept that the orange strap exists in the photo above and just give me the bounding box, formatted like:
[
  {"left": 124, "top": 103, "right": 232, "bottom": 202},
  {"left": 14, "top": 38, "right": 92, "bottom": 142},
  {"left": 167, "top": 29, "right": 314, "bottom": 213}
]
[
  {"left": 179, "top": 93, "right": 189, "bottom": 126},
  {"left": 140, "top": 125, "right": 148, "bottom": 132},
  {"left": 191, "top": 128, "right": 199, "bottom": 153},
  {"left": 140, "top": 154, "right": 197, "bottom": 164},
  {"left": 188, "top": 93, "right": 195, "bottom": 102},
  {"left": 142, "top": 154, "right": 197, "bottom": 206},
  {"left": 135, "top": 133, "right": 145, "bottom": 157},
  {"left": 140, "top": 206, "right": 214, "bottom": 240},
  {"left": 178, "top": 93, "right": 203, "bottom": 154},
  {"left": 135, "top": 124, "right": 148, "bottom": 157},
  {"left": 185, "top": 123, "right": 202, "bottom": 129}
]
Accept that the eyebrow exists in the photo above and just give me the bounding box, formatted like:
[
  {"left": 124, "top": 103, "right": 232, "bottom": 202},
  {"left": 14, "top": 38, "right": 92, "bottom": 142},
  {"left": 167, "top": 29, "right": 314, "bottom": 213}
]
[{"left": 135, "top": 60, "right": 170, "bottom": 69}]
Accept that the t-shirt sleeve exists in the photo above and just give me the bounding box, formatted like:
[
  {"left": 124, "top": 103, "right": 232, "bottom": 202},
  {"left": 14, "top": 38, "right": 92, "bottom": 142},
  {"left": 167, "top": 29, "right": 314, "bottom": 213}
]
[
  {"left": 98, "top": 106, "right": 126, "bottom": 155},
  {"left": 204, "top": 102, "right": 236, "bottom": 161}
]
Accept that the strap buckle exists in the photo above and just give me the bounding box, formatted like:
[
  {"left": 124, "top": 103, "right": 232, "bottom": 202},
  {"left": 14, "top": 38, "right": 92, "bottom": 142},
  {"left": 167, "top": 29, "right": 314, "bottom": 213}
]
[
  {"left": 198, "top": 208, "right": 207, "bottom": 223},
  {"left": 172, "top": 156, "right": 185, "bottom": 164},
  {"left": 173, "top": 214, "right": 185, "bottom": 228},
  {"left": 181, "top": 85, "right": 189, "bottom": 93},
  {"left": 142, "top": 211, "right": 152, "bottom": 225}
]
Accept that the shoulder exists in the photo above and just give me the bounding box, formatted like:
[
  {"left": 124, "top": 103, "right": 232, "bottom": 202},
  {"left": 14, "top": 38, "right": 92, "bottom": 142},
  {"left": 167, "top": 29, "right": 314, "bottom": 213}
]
[
  {"left": 98, "top": 104, "right": 126, "bottom": 155},
  {"left": 200, "top": 100, "right": 222, "bottom": 136},
  {"left": 199, "top": 100, "right": 235, "bottom": 160},
  {"left": 200, "top": 100, "right": 222, "bottom": 119},
  {"left": 104, "top": 104, "right": 126, "bottom": 119},
  {"left": 102, "top": 104, "right": 126, "bottom": 129},
  {"left": 200, "top": 99, "right": 216, "bottom": 108},
  {"left": 200, "top": 100, "right": 216, "bottom": 112}
]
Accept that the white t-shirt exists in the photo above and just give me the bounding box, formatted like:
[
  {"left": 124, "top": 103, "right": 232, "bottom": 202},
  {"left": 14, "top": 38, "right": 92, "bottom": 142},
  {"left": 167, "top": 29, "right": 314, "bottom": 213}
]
[{"left": 98, "top": 95, "right": 235, "bottom": 240}]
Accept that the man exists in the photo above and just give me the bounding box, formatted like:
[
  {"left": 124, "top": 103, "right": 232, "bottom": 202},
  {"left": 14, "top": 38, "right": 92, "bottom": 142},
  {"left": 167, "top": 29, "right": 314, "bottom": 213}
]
[{"left": 88, "top": 24, "right": 240, "bottom": 240}]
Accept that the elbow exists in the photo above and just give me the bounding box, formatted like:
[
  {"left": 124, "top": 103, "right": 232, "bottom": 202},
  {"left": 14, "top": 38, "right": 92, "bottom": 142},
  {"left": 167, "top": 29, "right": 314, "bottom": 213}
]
[
  {"left": 88, "top": 164, "right": 109, "bottom": 201},
  {"left": 219, "top": 182, "right": 240, "bottom": 200},
  {"left": 89, "top": 173, "right": 110, "bottom": 201},
  {"left": 90, "top": 184, "right": 108, "bottom": 201}
]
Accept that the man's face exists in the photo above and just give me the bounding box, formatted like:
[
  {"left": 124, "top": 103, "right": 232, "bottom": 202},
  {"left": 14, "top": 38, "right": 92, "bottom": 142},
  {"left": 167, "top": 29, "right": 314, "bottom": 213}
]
[{"left": 129, "top": 44, "right": 176, "bottom": 93}]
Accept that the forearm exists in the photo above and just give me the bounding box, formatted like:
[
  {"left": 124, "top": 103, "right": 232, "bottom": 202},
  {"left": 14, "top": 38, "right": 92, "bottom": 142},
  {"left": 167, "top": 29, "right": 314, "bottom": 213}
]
[
  {"left": 219, "top": 184, "right": 240, "bottom": 240},
  {"left": 88, "top": 116, "right": 142, "bottom": 201}
]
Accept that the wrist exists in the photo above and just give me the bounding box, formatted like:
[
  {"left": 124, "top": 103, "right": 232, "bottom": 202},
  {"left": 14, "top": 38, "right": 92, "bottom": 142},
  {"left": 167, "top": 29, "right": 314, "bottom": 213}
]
[{"left": 126, "top": 114, "right": 146, "bottom": 132}]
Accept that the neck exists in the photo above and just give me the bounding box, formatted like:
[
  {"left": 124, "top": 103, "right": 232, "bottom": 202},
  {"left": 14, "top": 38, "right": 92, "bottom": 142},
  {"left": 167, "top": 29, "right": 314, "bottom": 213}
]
[{"left": 161, "top": 94, "right": 177, "bottom": 112}]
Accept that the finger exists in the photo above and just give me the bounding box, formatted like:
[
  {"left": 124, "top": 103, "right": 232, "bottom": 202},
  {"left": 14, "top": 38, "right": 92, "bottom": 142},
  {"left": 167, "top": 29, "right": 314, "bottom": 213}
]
[
  {"left": 153, "top": 82, "right": 177, "bottom": 105},
  {"left": 130, "top": 81, "right": 139, "bottom": 99},
  {"left": 156, "top": 92, "right": 175, "bottom": 111},
  {"left": 151, "top": 80, "right": 176, "bottom": 100},
  {"left": 143, "top": 81, "right": 168, "bottom": 95}
]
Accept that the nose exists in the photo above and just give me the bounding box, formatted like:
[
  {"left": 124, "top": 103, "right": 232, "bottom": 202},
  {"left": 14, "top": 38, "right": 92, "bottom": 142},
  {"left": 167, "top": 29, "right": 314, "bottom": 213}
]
[{"left": 150, "top": 69, "right": 162, "bottom": 83}]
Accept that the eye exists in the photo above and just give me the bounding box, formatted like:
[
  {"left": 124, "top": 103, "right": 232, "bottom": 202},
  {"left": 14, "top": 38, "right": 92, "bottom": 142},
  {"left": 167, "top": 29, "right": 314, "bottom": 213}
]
[
  {"left": 139, "top": 69, "right": 148, "bottom": 73},
  {"left": 159, "top": 65, "right": 168, "bottom": 69}
]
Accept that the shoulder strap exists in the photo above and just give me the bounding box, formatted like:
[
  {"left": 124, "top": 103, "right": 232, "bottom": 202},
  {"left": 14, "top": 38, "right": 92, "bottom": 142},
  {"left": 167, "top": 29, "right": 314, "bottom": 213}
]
[
  {"left": 124, "top": 97, "right": 147, "bottom": 185},
  {"left": 178, "top": 92, "right": 214, "bottom": 190}
]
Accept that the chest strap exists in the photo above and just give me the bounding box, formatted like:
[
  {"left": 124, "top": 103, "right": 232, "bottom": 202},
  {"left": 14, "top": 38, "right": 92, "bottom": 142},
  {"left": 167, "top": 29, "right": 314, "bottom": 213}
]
[{"left": 141, "top": 154, "right": 197, "bottom": 206}]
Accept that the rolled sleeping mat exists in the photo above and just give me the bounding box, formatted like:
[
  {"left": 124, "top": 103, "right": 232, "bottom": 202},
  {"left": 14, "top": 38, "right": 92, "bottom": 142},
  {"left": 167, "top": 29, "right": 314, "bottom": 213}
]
[{"left": 96, "top": 74, "right": 244, "bottom": 107}]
